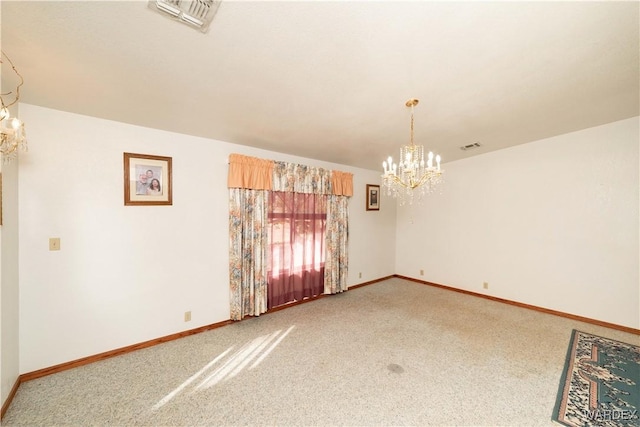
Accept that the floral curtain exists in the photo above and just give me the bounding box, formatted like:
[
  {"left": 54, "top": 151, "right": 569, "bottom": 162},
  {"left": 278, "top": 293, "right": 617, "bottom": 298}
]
[
  {"left": 324, "top": 194, "right": 349, "bottom": 294},
  {"left": 228, "top": 188, "right": 268, "bottom": 320}
]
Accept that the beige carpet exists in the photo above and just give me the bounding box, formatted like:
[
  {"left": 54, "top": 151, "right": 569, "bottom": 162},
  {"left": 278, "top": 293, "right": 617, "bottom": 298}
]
[{"left": 3, "top": 278, "right": 637, "bottom": 426}]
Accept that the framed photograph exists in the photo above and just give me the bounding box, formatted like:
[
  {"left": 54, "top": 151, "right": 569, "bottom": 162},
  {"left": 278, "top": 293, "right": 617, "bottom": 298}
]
[
  {"left": 124, "top": 152, "right": 172, "bottom": 206},
  {"left": 366, "top": 184, "right": 380, "bottom": 211}
]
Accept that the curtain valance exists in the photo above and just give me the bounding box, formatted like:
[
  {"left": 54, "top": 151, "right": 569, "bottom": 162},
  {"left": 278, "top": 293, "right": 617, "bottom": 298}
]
[
  {"left": 331, "top": 171, "right": 354, "bottom": 197},
  {"left": 227, "top": 153, "right": 353, "bottom": 196},
  {"left": 227, "top": 154, "right": 274, "bottom": 190},
  {"left": 272, "top": 161, "right": 332, "bottom": 194}
]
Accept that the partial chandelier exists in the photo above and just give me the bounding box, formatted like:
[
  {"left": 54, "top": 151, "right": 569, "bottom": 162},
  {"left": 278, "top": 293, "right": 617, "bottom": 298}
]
[
  {"left": 381, "top": 98, "right": 443, "bottom": 205},
  {"left": 0, "top": 50, "right": 28, "bottom": 163}
]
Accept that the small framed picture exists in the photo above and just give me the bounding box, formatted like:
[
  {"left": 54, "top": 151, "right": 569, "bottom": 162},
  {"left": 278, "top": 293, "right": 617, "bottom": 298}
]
[
  {"left": 124, "top": 152, "right": 172, "bottom": 206},
  {"left": 366, "top": 184, "right": 380, "bottom": 211}
]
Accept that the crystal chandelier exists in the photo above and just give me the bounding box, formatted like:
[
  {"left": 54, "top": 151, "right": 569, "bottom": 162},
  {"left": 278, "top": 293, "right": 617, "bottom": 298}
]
[
  {"left": 148, "top": 0, "right": 221, "bottom": 33},
  {"left": 381, "top": 98, "right": 443, "bottom": 205},
  {"left": 0, "top": 51, "right": 28, "bottom": 163}
]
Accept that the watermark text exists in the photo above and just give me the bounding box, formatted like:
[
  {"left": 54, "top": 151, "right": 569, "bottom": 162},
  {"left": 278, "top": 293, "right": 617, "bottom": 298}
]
[{"left": 583, "top": 409, "right": 638, "bottom": 421}]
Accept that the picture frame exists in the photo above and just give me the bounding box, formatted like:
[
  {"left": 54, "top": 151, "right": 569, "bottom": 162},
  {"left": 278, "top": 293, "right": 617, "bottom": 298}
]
[
  {"left": 366, "top": 184, "right": 380, "bottom": 211},
  {"left": 124, "top": 152, "right": 172, "bottom": 206}
]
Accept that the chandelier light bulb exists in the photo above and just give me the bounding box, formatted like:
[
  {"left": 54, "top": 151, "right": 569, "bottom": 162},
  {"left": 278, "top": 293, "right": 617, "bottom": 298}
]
[{"left": 0, "top": 107, "right": 9, "bottom": 121}]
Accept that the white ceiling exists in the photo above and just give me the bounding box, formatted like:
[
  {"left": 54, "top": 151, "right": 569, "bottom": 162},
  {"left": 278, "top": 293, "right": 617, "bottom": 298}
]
[{"left": 1, "top": 1, "right": 638, "bottom": 170}]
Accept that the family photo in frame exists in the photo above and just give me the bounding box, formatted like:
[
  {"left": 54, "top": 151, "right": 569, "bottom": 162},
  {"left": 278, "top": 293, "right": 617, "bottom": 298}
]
[{"left": 123, "top": 152, "right": 173, "bottom": 206}]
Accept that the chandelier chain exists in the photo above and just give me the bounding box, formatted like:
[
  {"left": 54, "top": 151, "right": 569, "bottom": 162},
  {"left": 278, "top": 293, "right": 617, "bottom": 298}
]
[{"left": 410, "top": 105, "right": 414, "bottom": 146}]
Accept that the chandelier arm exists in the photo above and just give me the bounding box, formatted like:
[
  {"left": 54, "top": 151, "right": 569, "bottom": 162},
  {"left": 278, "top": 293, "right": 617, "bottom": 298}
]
[
  {"left": 0, "top": 50, "right": 28, "bottom": 163},
  {"left": 0, "top": 51, "right": 25, "bottom": 109},
  {"left": 383, "top": 170, "right": 443, "bottom": 190},
  {"left": 0, "top": 133, "right": 20, "bottom": 157}
]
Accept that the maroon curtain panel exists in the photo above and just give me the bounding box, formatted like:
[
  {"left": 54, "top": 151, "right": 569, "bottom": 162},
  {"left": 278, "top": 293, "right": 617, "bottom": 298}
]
[{"left": 267, "top": 192, "right": 327, "bottom": 309}]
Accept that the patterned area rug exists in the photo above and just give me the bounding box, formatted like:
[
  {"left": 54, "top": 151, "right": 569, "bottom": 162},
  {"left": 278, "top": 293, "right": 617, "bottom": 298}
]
[{"left": 553, "top": 330, "right": 640, "bottom": 426}]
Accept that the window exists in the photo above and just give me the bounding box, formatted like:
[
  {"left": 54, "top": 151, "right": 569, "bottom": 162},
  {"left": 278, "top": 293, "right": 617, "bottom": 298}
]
[{"left": 267, "top": 192, "right": 326, "bottom": 308}]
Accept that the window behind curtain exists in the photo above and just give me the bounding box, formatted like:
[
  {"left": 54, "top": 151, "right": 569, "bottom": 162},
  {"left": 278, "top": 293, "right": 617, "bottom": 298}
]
[{"left": 267, "top": 191, "right": 327, "bottom": 309}]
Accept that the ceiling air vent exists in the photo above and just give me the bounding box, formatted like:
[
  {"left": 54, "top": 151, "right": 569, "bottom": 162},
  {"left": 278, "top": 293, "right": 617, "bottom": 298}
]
[
  {"left": 460, "top": 142, "right": 481, "bottom": 151},
  {"left": 149, "top": 0, "right": 221, "bottom": 33}
]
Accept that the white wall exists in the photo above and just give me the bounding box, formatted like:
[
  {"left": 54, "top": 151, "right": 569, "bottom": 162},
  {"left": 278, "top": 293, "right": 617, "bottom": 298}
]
[
  {"left": 1, "top": 152, "right": 20, "bottom": 407},
  {"left": 395, "top": 117, "right": 639, "bottom": 329},
  {"left": 0, "top": 1, "right": 17, "bottom": 405},
  {"left": 0, "top": 5, "right": 22, "bottom": 400},
  {"left": 18, "top": 104, "right": 396, "bottom": 374}
]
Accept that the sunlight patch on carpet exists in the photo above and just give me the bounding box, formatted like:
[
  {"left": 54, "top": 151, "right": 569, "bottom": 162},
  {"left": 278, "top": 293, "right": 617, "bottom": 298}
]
[
  {"left": 152, "top": 347, "right": 234, "bottom": 410},
  {"left": 196, "top": 325, "right": 295, "bottom": 389},
  {"left": 150, "top": 326, "right": 295, "bottom": 410}
]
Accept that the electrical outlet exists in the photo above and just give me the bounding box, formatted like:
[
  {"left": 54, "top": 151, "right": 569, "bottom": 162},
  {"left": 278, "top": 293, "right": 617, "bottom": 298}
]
[
  {"left": 359, "top": 272, "right": 362, "bottom": 279},
  {"left": 49, "top": 238, "right": 61, "bottom": 251},
  {"left": 483, "top": 282, "right": 489, "bottom": 290},
  {"left": 184, "top": 311, "right": 191, "bottom": 322},
  {"left": 420, "top": 269, "right": 424, "bottom": 276}
]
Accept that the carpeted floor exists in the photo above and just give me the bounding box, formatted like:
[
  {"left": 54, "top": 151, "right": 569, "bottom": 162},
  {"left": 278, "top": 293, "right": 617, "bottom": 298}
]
[{"left": 3, "top": 278, "right": 638, "bottom": 426}]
